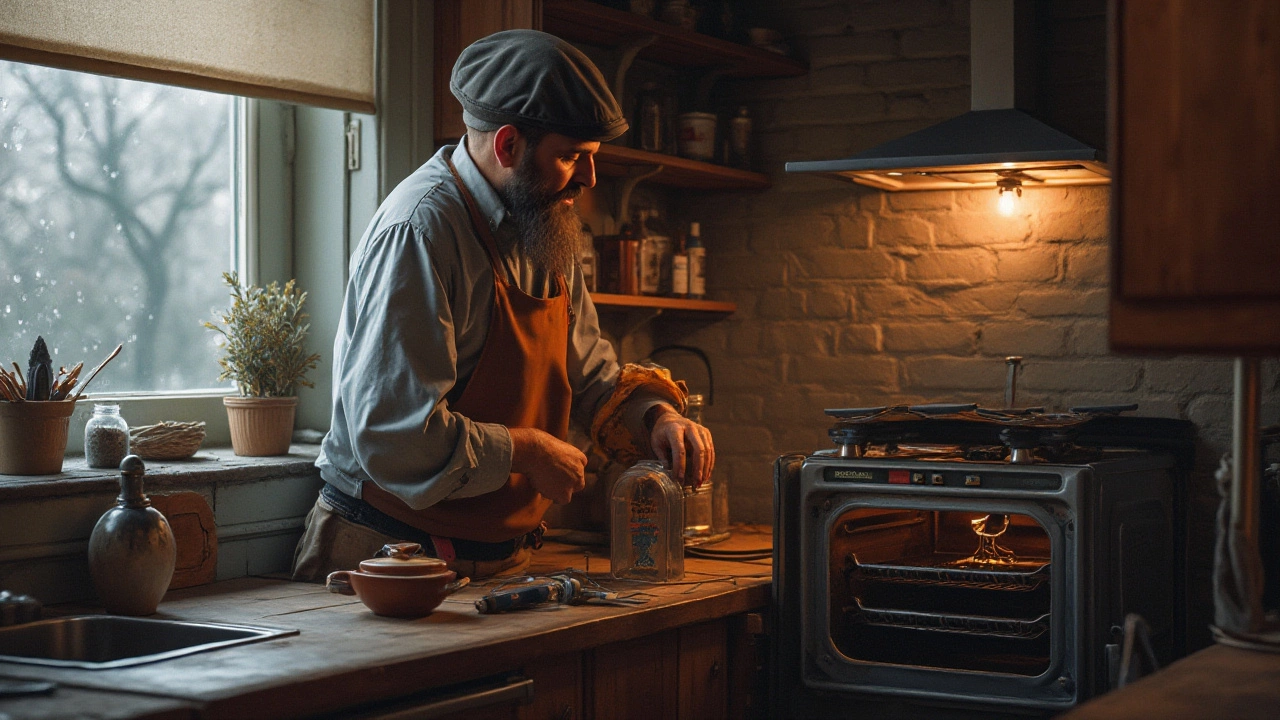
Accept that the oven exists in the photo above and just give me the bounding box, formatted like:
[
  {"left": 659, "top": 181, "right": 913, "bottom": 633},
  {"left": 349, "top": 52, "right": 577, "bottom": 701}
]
[{"left": 771, "top": 406, "right": 1196, "bottom": 719}]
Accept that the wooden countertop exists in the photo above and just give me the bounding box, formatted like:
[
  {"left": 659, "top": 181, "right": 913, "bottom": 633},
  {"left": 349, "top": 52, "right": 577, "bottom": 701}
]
[
  {"left": 1061, "top": 642, "right": 1280, "bottom": 720},
  {"left": 0, "top": 529, "right": 772, "bottom": 720}
]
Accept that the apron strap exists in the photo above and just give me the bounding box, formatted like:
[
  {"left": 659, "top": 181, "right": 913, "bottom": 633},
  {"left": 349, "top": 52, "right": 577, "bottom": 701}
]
[{"left": 445, "top": 156, "right": 510, "bottom": 284}]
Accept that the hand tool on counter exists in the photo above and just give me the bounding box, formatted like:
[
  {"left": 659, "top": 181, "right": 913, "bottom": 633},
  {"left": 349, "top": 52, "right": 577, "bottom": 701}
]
[{"left": 474, "top": 574, "right": 646, "bottom": 614}]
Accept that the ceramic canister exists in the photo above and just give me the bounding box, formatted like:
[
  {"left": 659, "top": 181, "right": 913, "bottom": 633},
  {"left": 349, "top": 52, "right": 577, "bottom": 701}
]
[
  {"left": 678, "top": 112, "right": 717, "bottom": 161},
  {"left": 88, "top": 456, "right": 176, "bottom": 615}
]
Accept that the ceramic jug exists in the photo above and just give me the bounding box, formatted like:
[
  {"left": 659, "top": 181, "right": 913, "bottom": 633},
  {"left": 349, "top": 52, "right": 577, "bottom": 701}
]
[{"left": 88, "top": 455, "right": 176, "bottom": 615}]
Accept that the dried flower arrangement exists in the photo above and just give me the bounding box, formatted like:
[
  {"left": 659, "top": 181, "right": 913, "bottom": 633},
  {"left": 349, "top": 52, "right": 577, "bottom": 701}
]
[
  {"left": 0, "top": 336, "right": 122, "bottom": 403},
  {"left": 203, "top": 272, "right": 321, "bottom": 398}
]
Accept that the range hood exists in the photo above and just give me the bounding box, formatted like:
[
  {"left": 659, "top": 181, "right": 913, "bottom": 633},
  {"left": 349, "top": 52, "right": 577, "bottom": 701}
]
[{"left": 785, "top": 0, "right": 1109, "bottom": 192}]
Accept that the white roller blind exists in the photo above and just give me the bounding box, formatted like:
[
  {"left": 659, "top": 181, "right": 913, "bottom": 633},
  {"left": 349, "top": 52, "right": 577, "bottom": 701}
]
[{"left": 0, "top": 0, "right": 375, "bottom": 112}]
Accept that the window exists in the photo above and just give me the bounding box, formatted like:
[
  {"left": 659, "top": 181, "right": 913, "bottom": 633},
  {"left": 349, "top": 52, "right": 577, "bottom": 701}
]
[{"left": 1, "top": 59, "right": 240, "bottom": 394}]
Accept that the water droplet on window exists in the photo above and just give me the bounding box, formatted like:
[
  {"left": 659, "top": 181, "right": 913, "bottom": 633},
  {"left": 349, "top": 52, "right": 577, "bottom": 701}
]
[
  {"left": 3, "top": 305, "right": 8, "bottom": 314},
  {"left": 147, "top": 314, "right": 154, "bottom": 320},
  {"left": 11, "top": 274, "right": 19, "bottom": 283},
  {"left": 68, "top": 231, "right": 76, "bottom": 239},
  {"left": 115, "top": 223, "right": 123, "bottom": 232},
  {"left": 109, "top": 171, "right": 118, "bottom": 179},
  {"left": 125, "top": 314, "right": 132, "bottom": 321},
  {"left": 13, "top": 144, "right": 20, "bottom": 151},
  {"left": 34, "top": 271, "right": 41, "bottom": 279}
]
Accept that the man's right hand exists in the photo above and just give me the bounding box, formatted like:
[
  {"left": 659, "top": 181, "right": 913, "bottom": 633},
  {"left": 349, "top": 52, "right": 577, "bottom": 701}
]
[{"left": 508, "top": 427, "right": 587, "bottom": 505}]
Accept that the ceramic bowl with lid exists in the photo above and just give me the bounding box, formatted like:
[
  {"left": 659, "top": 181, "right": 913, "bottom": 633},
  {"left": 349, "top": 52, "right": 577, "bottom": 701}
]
[{"left": 326, "top": 543, "right": 469, "bottom": 618}]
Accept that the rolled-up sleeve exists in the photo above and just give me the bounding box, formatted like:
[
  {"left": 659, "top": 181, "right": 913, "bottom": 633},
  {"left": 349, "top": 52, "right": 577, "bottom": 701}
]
[{"left": 336, "top": 222, "right": 513, "bottom": 509}]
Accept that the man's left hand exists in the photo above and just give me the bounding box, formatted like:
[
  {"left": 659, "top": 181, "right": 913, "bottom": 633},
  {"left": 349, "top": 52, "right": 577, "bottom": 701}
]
[{"left": 649, "top": 406, "right": 714, "bottom": 488}]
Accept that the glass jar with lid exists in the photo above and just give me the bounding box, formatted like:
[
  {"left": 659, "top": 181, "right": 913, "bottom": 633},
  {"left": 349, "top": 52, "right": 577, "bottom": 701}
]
[
  {"left": 611, "top": 460, "right": 684, "bottom": 582},
  {"left": 84, "top": 403, "right": 129, "bottom": 469},
  {"left": 681, "top": 394, "right": 730, "bottom": 546}
]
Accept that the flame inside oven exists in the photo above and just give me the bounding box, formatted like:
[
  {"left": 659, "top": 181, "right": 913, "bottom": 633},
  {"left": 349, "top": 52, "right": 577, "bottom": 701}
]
[{"left": 959, "top": 514, "right": 1019, "bottom": 566}]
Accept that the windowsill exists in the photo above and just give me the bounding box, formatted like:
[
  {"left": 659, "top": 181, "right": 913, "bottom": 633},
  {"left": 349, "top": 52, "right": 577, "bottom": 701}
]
[{"left": 0, "top": 444, "right": 322, "bottom": 502}]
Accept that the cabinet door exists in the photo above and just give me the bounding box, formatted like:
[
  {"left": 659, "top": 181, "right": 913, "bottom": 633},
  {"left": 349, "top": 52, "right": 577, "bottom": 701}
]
[
  {"left": 588, "top": 630, "right": 680, "bottom": 720},
  {"left": 677, "top": 620, "right": 728, "bottom": 720},
  {"left": 1111, "top": 0, "right": 1280, "bottom": 352},
  {"left": 520, "top": 652, "right": 583, "bottom": 720},
  {"left": 433, "top": 0, "right": 540, "bottom": 146}
]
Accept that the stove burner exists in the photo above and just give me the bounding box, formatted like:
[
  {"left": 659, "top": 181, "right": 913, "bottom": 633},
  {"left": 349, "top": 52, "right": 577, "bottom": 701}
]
[{"left": 825, "top": 403, "right": 1147, "bottom": 464}]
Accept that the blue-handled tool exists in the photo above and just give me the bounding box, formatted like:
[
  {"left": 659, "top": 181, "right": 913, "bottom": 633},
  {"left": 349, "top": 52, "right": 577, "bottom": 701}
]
[{"left": 475, "top": 576, "right": 581, "bottom": 614}]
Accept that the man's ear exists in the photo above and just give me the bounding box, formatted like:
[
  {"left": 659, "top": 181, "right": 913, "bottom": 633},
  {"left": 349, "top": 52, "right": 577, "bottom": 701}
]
[{"left": 493, "top": 125, "right": 523, "bottom": 169}]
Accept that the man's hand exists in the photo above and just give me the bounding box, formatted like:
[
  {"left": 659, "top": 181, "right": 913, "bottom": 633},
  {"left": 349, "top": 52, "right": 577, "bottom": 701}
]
[
  {"left": 648, "top": 405, "right": 715, "bottom": 488},
  {"left": 509, "top": 427, "right": 587, "bottom": 504}
]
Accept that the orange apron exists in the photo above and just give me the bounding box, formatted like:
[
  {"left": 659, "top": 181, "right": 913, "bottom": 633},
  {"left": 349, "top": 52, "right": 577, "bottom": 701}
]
[{"left": 361, "top": 158, "right": 573, "bottom": 543}]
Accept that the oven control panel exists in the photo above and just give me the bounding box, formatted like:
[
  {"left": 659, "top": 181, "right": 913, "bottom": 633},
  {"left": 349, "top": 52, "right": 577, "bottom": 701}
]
[{"left": 822, "top": 466, "right": 1062, "bottom": 491}]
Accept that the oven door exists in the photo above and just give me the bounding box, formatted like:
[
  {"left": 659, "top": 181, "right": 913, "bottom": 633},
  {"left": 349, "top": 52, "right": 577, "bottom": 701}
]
[{"left": 798, "top": 458, "right": 1080, "bottom": 712}]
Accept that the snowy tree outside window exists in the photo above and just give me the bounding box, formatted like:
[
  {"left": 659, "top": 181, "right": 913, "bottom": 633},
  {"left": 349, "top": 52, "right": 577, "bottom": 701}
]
[{"left": 0, "top": 60, "right": 236, "bottom": 393}]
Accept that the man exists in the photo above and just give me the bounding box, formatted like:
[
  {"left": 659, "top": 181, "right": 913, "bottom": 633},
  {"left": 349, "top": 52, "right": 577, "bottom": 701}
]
[{"left": 292, "top": 30, "right": 714, "bottom": 580}]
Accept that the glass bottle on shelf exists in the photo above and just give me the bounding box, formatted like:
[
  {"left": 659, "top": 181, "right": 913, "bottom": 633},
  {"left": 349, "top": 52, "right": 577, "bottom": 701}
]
[
  {"left": 639, "top": 210, "right": 673, "bottom": 295},
  {"left": 729, "top": 106, "right": 752, "bottom": 169},
  {"left": 85, "top": 403, "right": 129, "bottom": 469},
  {"left": 611, "top": 460, "right": 685, "bottom": 581},
  {"left": 617, "top": 214, "right": 641, "bottom": 295},
  {"left": 686, "top": 221, "right": 706, "bottom": 299},
  {"left": 579, "top": 220, "right": 598, "bottom": 292},
  {"left": 635, "top": 81, "right": 666, "bottom": 154},
  {"left": 671, "top": 230, "right": 689, "bottom": 298}
]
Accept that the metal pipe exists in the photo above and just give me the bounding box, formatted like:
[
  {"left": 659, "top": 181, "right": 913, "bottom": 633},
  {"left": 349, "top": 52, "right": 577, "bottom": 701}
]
[
  {"left": 1231, "top": 358, "right": 1262, "bottom": 549},
  {"left": 1005, "top": 356, "right": 1023, "bottom": 408}
]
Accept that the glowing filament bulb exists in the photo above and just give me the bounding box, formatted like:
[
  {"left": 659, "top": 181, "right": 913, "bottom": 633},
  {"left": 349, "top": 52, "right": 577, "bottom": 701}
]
[
  {"left": 995, "top": 177, "right": 1023, "bottom": 216},
  {"left": 997, "top": 189, "right": 1017, "bottom": 215}
]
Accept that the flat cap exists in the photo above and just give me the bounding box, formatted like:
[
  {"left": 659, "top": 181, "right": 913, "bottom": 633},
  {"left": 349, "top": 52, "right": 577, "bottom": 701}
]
[{"left": 450, "top": 29, "right": 628, "bottom": 142}]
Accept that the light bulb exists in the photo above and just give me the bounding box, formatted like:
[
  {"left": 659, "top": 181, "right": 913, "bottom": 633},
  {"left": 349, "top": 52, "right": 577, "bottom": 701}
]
[{"left": 997, "top": 189, "right": 1017, "bottom": 216}]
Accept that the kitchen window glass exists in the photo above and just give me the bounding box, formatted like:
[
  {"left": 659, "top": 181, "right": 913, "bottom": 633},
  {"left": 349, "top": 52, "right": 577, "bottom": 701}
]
[{"left": 1, "top": 59, "right": 240, "bottom": 394}]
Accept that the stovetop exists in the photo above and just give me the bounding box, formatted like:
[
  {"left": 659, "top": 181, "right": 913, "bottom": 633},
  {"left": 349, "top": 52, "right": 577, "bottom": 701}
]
[{"left": 824, "top": 403, "right": 1197, "bottom": 466}]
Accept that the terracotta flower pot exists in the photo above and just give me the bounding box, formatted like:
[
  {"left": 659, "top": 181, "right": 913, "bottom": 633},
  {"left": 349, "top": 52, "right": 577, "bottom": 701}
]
[
  {"left": 0, "top": 400, "right": 77, "bottom": 475},
  {"left": 223, "top": 396, "right": 297, "bottom": 456}
]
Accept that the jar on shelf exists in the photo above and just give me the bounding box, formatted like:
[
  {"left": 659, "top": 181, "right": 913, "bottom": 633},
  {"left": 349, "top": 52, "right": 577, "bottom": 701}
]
[
  {"left": 611, "top": 460, "right": 684, "bottom": 581},
  {"left": 85, "top": 403, "right": 129, "bottom": 469}
]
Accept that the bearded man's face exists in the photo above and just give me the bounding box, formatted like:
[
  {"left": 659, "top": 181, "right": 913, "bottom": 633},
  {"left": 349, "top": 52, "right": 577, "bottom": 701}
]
[{"left": 496, "top": 132, "right": 599, "bottom": 276}]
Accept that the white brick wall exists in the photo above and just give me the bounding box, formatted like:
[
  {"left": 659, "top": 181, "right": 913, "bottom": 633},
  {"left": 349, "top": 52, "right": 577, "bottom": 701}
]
[{"left": 658, "top": 0, "right": 1280, "bottom": 648}]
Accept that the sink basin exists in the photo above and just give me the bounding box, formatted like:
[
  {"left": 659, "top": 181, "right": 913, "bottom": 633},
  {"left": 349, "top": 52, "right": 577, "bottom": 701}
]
[{"left": 0, "top": 615, "right": 298, "bottom": 669}]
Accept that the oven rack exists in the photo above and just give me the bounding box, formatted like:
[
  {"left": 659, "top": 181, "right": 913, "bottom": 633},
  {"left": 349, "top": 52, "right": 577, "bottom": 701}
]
[
  {"left": 847, "top": 553, "right": 1051, "bottom": 592},
  {"left": 846, "top": 599, "right": 1051, "bottom": 639}
]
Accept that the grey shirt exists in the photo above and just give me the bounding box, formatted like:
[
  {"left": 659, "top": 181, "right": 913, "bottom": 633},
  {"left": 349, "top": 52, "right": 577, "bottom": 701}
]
[{"left": 316, "top": 141, "right": 630, "bottom": 510}]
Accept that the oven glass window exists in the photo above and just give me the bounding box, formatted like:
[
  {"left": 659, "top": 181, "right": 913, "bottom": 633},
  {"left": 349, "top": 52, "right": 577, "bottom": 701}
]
[{"left": 830, "top": 508, "right": 1052, "bottom": 676}]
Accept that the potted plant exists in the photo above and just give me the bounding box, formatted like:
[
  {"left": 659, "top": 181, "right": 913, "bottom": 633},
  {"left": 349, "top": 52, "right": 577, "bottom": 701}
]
[{"left": 204, "top": 272, "right": 321, "bottom": 456}]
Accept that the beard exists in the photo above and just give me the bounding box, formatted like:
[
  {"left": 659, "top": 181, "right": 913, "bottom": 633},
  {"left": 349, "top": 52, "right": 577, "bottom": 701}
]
[{"left": 497, "top": 151, "right": 583, "bottom": 277}]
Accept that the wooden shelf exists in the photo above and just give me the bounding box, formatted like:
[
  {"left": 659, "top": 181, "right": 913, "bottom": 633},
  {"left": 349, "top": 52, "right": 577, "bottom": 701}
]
[
  {"left": 595, "top": 144, "right": 769, "bottom": 190},
  {"left": 591, "top": 293, "right": 736, "bottom": 314},
  {"left": 543, "top": 0, "right": 808, "bottom": 78}
]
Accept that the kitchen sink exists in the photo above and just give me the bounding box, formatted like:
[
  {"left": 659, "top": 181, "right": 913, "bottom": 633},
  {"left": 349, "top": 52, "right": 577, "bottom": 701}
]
[{"left": 0, "top": 615, "right": 298, "bottom": 669}]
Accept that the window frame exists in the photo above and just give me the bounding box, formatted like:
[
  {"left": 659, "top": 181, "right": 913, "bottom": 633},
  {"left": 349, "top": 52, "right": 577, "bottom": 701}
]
[{"left": 54, "top": 95, "right": 294, "bottom": 455}]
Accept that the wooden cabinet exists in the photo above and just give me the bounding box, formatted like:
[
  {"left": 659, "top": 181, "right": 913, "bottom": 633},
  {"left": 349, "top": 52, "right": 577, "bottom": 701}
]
[
  {"left": 1110, "top": 0, "right": 1280, "bottom": 352},
  {"left": 587, "top": 619, "right": 738, "bottom": 720},
  {"left": 361, "top": 617, "right": 753, "bottom": 720},
  {"left": 433, "top": 0, "right": 540, "bottom": 147},
  {"left": 432, "top": 0, "right": 804, "bottom": 191}
]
